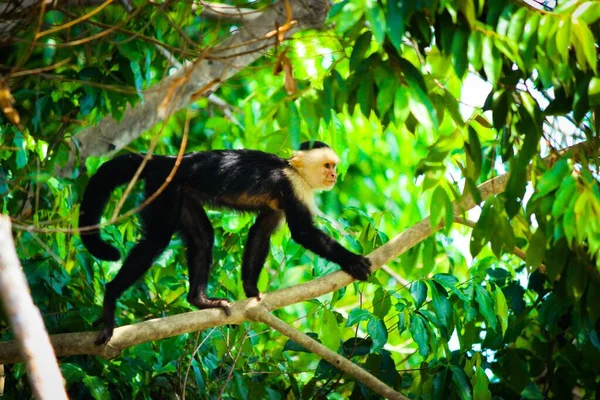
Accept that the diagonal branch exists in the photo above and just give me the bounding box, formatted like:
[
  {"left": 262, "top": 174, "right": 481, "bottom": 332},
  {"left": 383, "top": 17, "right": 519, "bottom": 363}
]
[
  {"left": 66, "top": 0, "right": 328, "bottom": 166},
  {"left": 246, "top": 301, "right": 409, "bottom": 399}
]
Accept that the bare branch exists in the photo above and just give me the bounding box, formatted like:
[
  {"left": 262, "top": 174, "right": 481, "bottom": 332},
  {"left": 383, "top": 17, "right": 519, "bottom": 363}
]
[
  {"left": 194, "top": 1, "right": 259, "bottom": 22},
  {"left": 0, "top": 216, "right": 67, "bottom": 399},
  {"left": 65, "top": 0, "right": 328, "bottom": 168},
  {"left": 246, "top": 301, "right": 409, "bottom": 400}
]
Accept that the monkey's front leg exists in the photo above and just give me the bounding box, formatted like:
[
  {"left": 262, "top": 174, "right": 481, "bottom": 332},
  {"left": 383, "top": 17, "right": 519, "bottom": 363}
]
[{"left": 241, "top": 211, "right": 283, "bottom": 299}]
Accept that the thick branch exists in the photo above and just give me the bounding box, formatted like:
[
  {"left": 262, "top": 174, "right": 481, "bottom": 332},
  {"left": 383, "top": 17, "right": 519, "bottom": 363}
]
[
  {"left": 0, "top": 216, "right": 67, "bottom": 398},
  {"left": 69, "top": 0, "right": 328, "bottom": 163},
  {"left": 246, "top": 301, "right": 408, "bottom": 400}
]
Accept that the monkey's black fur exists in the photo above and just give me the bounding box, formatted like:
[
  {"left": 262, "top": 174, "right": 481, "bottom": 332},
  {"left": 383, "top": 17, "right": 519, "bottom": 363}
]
[{"left": 79, "top": 143, "right": 372, "bottom": 345}]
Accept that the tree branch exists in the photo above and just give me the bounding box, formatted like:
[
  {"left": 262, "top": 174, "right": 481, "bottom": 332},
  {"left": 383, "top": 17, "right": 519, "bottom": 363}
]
[
  {"left": 0, "top": 216, "right": 67, "bottom": 398},
  {"left": 61, "top": 0, "right": 328, "bottom": 171},
  {"left": 194, "top": 1, "right": 258, "bottom": 22},
  {"left": 246, "top": 301, "right": 409, "bottom": 399}
]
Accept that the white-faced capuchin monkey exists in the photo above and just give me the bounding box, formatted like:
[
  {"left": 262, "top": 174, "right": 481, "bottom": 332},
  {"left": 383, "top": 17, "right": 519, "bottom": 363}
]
[{"left": 79, "top": 141, "right": 372, "bottom": 345}]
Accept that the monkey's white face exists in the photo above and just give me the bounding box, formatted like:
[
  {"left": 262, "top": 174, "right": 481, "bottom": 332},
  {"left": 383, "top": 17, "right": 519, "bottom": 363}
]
[{"left": 291, "top": 147, "right": 340, "bottom": 191}]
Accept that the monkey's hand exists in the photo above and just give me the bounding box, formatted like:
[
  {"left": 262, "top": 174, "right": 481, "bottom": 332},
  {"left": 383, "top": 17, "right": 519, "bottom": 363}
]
[{"left": 339, "top": 254, "right": 372, "bottom": 281}]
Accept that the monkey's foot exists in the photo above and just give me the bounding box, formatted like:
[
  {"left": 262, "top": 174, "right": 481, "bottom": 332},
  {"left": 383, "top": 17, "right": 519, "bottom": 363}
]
[
  {"left": 95, "top": 323, "right": 115, "bottom": 346},
  {"left": 341, "top": 254, "right": 372, "bottom": 281},
  {"left": 190, "top": 297, "right": 232, "bottom": 317}
]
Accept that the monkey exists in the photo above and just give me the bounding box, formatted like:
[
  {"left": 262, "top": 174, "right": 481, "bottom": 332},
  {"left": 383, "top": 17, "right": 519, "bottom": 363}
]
[{"left": 79, "top": 141, "right": 372, "bottom": 345}]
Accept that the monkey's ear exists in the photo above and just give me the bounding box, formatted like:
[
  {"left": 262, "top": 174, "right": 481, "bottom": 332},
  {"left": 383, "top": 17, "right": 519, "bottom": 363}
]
[{"left": 290, "top": 151, "right": 304, "bottom": 168}]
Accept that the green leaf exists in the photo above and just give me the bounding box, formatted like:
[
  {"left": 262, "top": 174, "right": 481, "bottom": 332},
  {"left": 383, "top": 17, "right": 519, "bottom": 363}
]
[
  {"left": 398, "top": 309, "right": 409, "bottom": 334},
  {"left": 80, "top": 91, "right": 96, "bottom": 116},
  {"left": 367, "top": 317, "right": 388, "bottom": 353},
  {"left": 433, "top": 273, "right": 459, "bottom": 286},
  {"left": 408, "top": 83, "right": 438, "bottom": 130},
  {"left": 507, "top": 7, "right": 528, "bottom": 43},
  {"left": 365, "top": 0, "right": 386, "bottom": 46},
  {"left": 410, "top": 280, "right": 428, "bottom": 308},
  {"left": 555, "top": 17, "right": 571, "bottom": 63},
  {"left": 61, "top": 363, "right": 85, "bottom": 384},
  {"left": 393, "top": 85, "right": 411, "bottom": 124},
  {"left": 526, "top": 228, "right": 546, "bottom": 271},
  {"left": 450, "top": 365, "right": 473, "bottom": 400},
  {"left": 430, "top": 185, "right": 448, "bottom": 228},
  {"left": 496, "top": 4, "right": 515, "bottom": 36},
  {"left": 472, "top": 366, "right": 491, "bottom": 400},
  {"left": 474, "top": 285, "right": 498, "bottom": 330},
  {"left": 0, "top": 167, "right": 8, "bottom": 195},
  {"left": 468, "top": 30, "right": 483, "bottom": 71},
  {"left": 429, "top": 281, "right": 453, "bottom": 339},
  {"left": 552, "top": 176, "right": 576, "bottom": 219},
  {"left": 482, "top": 35, "right": 501, "bottom": 85},
  {"left": 536, "top": 158, "right": 571, "bottom": 197},
  {"left": 519, "top": 12, "right": 540, "bottom": 64},
  {"left": 409, "top": 313, "right": 430, "bottom": 358},
  {"left": 452, "top": 25, "right": 470, "bottom": 78},
  {"left": 492, "top": 89, "right": 510, "bottom": 130},
  {"left": 571, "top": 19, "right": 597, "bottom": 71},
  {"left": 346, "top": 308, "right": 372, "bottom": 326},
  {"left": 83, "top": 375, "right": 110, "bottom": 400},
  {"left": 494, "top": 287, "right": 508, "bottom": 336},
  {"left": 289, "top": 102, "right": 301, "bottom": 150},
  {"left": 283, "top": 332, "right": 320, "bottom": 352},
  {"left": 373, "top": 287, "right": 392, "bottom": 319},
  {"left": 573, "top": 1, "right": 600, "bottom": 24},
  {"left": 537, "top": 13, "right": 552, "bottom": 45},
  {"left": 376, "top": 77, "right": 397, "bottom": 116},
  {"left": 350, "top": 31, "right": 372, "bottom": 71},
  {"left": 13, "top": 131, "right": 27, "bottom": 169},
  {"left": 386, "top": 0, "right": 404, "bottom": 49},
  {"left": 465, "top": 126, "right": 482, "bottom": 180},
  {"left": 320, "top": 309, "right": 341, "bottom": 351},
  {"left": 470, "top": 199, "right": 498, "bottom": 257},
  {"left": 589, "top": 77, "right": 600, "bottom": 106}
]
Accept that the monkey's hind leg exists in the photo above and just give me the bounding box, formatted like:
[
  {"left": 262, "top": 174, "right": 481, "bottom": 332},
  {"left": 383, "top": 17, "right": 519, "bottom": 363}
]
[
  {"left": 95, "top": 186, "right": 179, "bottom": 346},
  {"left": 241, "top": 210, "right": 283, "bottom": 300},
  {"left": 179, "top": 192, "right": 231, "bottom": 316}
]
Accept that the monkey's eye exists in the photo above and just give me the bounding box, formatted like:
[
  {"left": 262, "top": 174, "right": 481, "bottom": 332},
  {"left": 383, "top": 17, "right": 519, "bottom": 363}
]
[{"left": 324, "top": 163, "right": 331, "bottom": 169}]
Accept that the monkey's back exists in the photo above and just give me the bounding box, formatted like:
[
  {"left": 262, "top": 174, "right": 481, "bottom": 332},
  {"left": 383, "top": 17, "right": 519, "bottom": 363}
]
[{"left": 177, "top": 149, "right": 291, "bottom": 211}]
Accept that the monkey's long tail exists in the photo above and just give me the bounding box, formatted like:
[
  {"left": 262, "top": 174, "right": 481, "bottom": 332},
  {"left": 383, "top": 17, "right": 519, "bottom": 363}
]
[{"left": 79, "top": 154, "right": 147, "bottom": 261}]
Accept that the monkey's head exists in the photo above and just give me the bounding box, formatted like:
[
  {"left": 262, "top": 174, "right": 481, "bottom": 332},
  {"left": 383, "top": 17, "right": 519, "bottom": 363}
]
[{"left": 290, "top": 141, "right": 340, "bottom": 191}]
